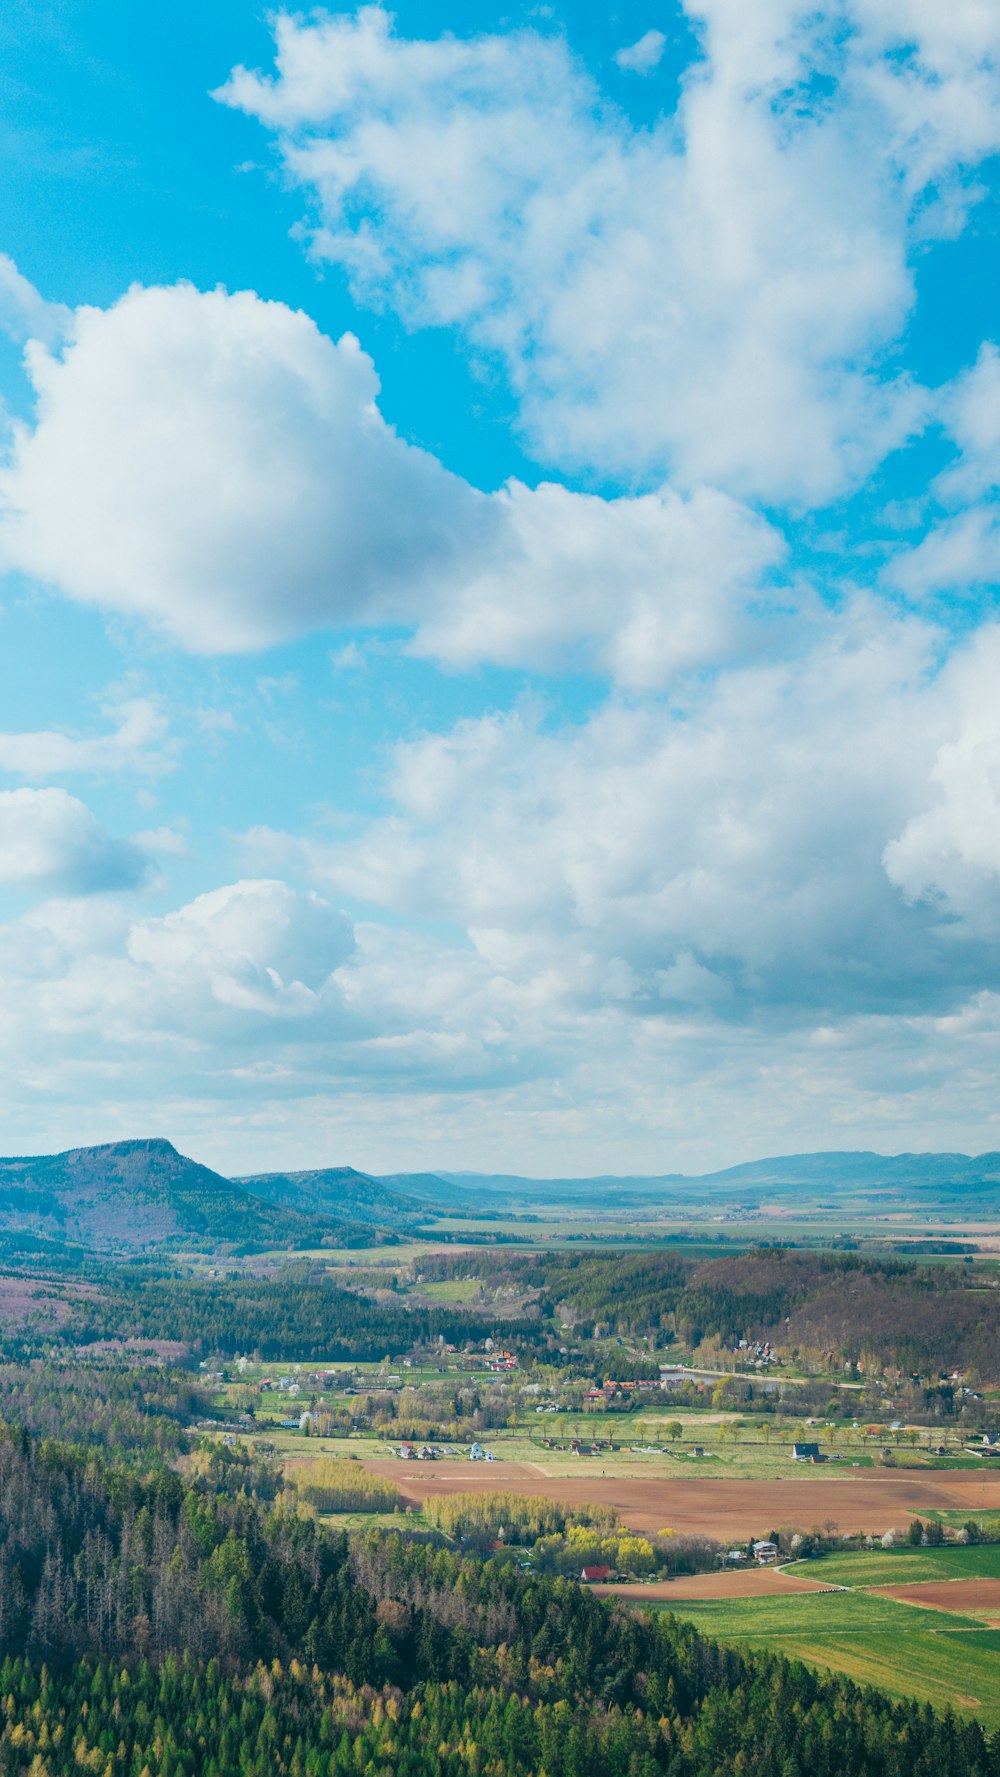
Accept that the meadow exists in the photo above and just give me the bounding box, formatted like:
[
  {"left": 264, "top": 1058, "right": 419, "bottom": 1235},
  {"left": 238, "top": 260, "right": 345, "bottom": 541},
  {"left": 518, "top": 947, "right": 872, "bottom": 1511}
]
[
  {"left": 794, "top": 1544, "right": 1000, "bottom": 1586},
  {"left": 652, "top": 1587, "right": 1000, "bottom": 1724}
]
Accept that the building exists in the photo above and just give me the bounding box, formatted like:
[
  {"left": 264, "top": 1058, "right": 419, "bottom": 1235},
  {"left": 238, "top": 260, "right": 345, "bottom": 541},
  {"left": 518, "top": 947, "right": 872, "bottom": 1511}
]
[
  {"left": 580, "top": 1565, "right": 613, "bottom": 1583},
  {"left": 792, "top": 1442, "right": 821, "bottom": 1461},
  {"left": 753, "top": 1541, "right": 779, "bottom": 1564}
]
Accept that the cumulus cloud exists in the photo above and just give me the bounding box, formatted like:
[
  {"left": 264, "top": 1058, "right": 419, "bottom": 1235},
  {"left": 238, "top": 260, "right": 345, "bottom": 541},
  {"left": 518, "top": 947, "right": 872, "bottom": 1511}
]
[
  {"left": 127, "top": 879, "right": 354, "bottom": 1016},
  {"left": 0, "top": 277, "right": 784, "bottom": 681},
  {"left": 0, "top": 788, "right": 147, "bottom": 894},
  {"left": 884, "top": 627, "right": 1000, "bottom": 934},
  {"left": 410, "top": 479, "right": 786, "bottom": 686},
  {"left": 215, "top": 2, "right": 1000, "bottom": 500},
  {"left": 0, "top": 282, "right": 484, "bottom": 652},
  {"left": 0, "top": 698, "right": 172, "bottom": 779},
  {"left": 244, "top": 606, "right": 1000, "bottom": 1022}
]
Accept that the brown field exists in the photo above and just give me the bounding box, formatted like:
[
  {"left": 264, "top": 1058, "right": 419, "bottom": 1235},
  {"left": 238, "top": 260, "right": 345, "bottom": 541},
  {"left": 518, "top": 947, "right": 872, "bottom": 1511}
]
[
  {"left": 365, "top": 1459, "right": 1000, "bottom": 1538},
  {"left": 877, "top": 1577, "right": 1000, "bottom": 1621},
  {"left": 592, "top": 1569, "right": 828, "bottom": 1601}
]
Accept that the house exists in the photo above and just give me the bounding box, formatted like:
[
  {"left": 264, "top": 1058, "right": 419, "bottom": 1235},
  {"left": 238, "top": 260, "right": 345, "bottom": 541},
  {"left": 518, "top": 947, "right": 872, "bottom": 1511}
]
[
  {"left": 983, "top": 1432, "right": 999, "bottom": 1449},
  {"left": 792, "top": 1442, "right": 821, "bottom": 1461},
  {"left": 726, "top": 1550, "right": 747, "bottom": 1563},
  {"left": 581, "top": 1565, "right": 613, "bottom": 1583},
  {"left": 753, "top": 1541, "right": 779, "bottom": 1564}
]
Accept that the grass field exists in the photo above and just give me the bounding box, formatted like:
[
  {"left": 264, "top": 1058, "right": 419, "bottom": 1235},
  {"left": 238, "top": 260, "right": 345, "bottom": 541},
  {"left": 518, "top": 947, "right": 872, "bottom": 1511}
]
[
  {"left": 652, "top": 1589, "right": 1000, "bottom": 1724},
  {"left": 791, "top": 1545, "right": 1000, "bottom": 1586}
]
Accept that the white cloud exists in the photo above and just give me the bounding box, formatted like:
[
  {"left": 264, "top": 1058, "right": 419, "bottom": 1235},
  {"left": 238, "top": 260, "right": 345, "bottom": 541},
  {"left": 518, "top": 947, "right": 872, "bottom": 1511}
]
[
  {"left": 614, "top": 30, "right": 667, "bottom": 76},
  {"left": 246, "top": 603, "right": 1000, "bottom": 1021},
  {"left": 0, "top": 281, "right": 485, "bottom": 652},
  {"left": 0, "top": 254, "right": 70, "bottom": 349},
  {"left": 215, "top": 2, "right": 1000, "bottom": 500},
  {"left": 884, "top": 627, "right": 1000, "bottom": 934},
  {"left": 4, "top": 611, "right": 1000, "bottom": 1168},
  {"left": 0, "top": 788, "right": 147, "bottom": 894},
  {"left": 885, "top": 344, "right": 1000, "bottom": 598},
  {"left": 127, "top": 880, "right": 354, "bottom": 1016},
  {"left": 936, "top": 343, "right": 1000, "bottom": 503},
  {"left": 0, "top": 697, "right": 172, "bottom": 779},
  {"left": 0, "top": 277, "right": 784, "bottom": 682},
  {"left": 409, "top": 479, "right": 786, "bottom": 686},
  {"left": 885, "top": 507, "right": 1000, "bottom": 600}
]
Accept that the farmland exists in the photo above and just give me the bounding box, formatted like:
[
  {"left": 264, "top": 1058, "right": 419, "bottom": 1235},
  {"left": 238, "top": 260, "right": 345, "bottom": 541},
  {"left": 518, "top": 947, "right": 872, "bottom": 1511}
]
[
  {"left": 649, "top": 1588, "right": 1000, "bottom": 1725},
  {"left": 363, "top": 1455, "right": 1000, "bottom": 1539}
]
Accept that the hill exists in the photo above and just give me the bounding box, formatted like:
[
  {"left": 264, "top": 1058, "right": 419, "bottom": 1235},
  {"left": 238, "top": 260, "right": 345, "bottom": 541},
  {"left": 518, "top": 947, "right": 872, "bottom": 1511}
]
[
  {"left": 235, "top": 1164, "right": 425, "bottom": 1227},
  {"left": 0, "top": 1139, "right": 351, "bottom": 1254}
]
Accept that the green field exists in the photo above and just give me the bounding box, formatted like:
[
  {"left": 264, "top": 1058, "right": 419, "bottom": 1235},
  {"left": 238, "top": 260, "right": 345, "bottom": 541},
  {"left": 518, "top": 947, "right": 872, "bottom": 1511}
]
[
  {"left": 791, "top": 1544, "right": 1000, "bottom": 1586},
  {"left": 653, "top": 1589, "right": 1000, "bottom": 1725}
]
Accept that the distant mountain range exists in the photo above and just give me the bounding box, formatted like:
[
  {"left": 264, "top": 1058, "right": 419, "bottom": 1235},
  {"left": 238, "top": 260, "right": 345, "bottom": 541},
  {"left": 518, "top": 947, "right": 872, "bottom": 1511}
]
[
  {"left": 0, "top": 1139, "right": 996, "bottom": 1257},
  {"left": 440, "top": 1150, "right": 1000, "bottom": 1207}
]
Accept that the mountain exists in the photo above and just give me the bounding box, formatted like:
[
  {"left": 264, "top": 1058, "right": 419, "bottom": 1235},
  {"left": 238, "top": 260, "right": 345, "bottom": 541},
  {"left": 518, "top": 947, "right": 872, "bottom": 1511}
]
[
  {"left": 0, "top": 1138, "right": 351, "bottom": 1254},
  {"left": 236, "top": 1166, "right": 474, "bottom": 1223},
  {"left": 236, "top": 1164, "right": 424, "bottom": 1226},
  {"left": 439, "top": 1150, "right": 1000, "bottom": 1209}
]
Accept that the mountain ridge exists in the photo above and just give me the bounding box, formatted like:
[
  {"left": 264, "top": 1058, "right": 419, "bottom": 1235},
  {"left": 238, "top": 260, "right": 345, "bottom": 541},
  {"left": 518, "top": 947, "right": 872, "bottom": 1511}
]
[{"left": 0, "top": 1139, "right": 997, "bottom": 1256}]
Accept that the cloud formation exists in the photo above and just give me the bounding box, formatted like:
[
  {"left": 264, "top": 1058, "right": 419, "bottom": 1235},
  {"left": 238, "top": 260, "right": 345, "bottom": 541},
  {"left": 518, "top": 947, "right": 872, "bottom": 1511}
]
[
  {"left": 0, "top": 278, "right": 783, "bottom": 682},
  {"left": 0, "top": 788, "right": 147, "bottom": 894},
  {"left": 243, "top": 609, "right": 1000, "bottom": 1026},
  {"left": 0, "top": 698, "right": 172, "bottom": 779},
  {"left": 0, "top": 282, "right": 483, "bottom": 652},
  {"left": 218, "top": 2, "right": 1000, "bottom": 500},
  {"left": 614, "top": 31, "right": 667, "bottom": 76}
]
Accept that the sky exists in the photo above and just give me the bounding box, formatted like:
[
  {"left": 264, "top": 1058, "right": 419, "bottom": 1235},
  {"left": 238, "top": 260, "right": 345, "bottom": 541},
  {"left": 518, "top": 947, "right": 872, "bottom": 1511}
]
[{"left": 0, "top": 1, "right": 999, "bottom": 1177}]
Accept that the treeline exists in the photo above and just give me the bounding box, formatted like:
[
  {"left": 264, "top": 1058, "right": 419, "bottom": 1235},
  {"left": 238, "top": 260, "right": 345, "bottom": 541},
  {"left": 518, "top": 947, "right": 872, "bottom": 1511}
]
[
  {"left": 420, "top": 1490, "right": 615, "bottom": 1542},
  {"left": 0, "top": 1430, "right": 995, "bottom": 1776}
]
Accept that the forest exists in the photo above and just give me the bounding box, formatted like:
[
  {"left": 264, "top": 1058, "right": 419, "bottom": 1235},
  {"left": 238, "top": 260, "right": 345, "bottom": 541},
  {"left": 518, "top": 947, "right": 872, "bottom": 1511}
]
[{"left": 0, "top": 1417, "right": 996, "bottom": 1777}]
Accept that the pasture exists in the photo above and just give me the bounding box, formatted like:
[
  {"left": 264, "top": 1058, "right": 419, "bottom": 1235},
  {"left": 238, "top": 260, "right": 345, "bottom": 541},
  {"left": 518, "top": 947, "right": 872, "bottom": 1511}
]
[{"left": 647, "top": 1588, "right": 1000, "bottom": 1725}]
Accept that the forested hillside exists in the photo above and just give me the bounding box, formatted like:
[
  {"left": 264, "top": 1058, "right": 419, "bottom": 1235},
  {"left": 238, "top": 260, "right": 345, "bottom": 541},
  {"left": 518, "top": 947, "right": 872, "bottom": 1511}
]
[
  {"left": 0, "top": 1421, "right": 994, "bottom": 1777},
  {"left": 418, "top": 1246, "right": 1000, "bottom": 1377}
]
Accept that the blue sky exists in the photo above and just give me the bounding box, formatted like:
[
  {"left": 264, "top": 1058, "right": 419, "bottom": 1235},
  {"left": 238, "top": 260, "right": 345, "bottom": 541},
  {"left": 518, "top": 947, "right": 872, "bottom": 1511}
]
[{"left": 0, "top": 1, "right": 999, "bottom": 1176}]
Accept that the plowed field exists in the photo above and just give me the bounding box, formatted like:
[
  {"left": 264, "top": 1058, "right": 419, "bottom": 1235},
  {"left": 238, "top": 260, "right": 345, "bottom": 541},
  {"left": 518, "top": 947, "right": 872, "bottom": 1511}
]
[
  {"left": 877, "top": 1577, "right": 1000, "bottom": 1620},
  {"left": 365, "top": 1459, "right": 1000, "bottom": 1538}
]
